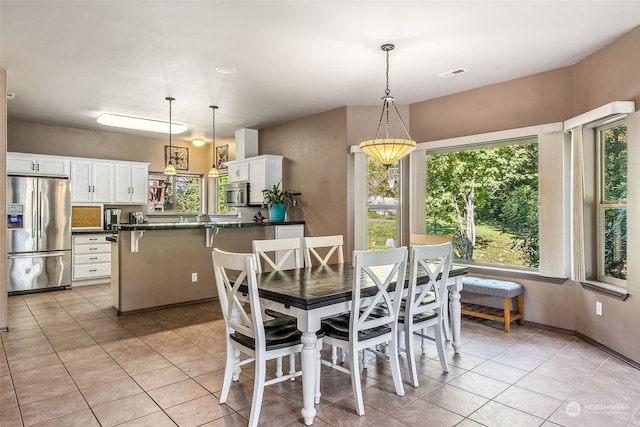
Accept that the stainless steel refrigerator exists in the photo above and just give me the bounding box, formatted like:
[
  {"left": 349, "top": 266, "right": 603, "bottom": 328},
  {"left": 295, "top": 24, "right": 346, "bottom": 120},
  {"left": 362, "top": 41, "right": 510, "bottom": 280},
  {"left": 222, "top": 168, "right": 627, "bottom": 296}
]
[{"left": 7, "top": 176, "right": 72, "bottom": 294}]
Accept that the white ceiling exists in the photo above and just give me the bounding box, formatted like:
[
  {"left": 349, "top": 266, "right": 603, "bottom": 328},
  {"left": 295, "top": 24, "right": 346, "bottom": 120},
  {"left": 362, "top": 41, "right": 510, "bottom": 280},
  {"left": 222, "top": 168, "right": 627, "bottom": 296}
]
[{"left": 2, "top": 1, "right": 640, "bottom": 143}]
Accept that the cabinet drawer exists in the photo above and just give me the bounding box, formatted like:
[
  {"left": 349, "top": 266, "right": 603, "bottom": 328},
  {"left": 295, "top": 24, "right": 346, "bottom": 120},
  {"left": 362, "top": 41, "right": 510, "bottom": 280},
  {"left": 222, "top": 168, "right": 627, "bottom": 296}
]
[
  {"left": 73, "top": 263, "right": 111, "bottom": 279},
  {"left": 74, "top": 253, "right": 111, "bottom": 265},
  {"left": 74, "top": 234, "right": 110, "bottom": 244},
  {"left": 74, "top": 243, "right": 111, "bottom": 254}
]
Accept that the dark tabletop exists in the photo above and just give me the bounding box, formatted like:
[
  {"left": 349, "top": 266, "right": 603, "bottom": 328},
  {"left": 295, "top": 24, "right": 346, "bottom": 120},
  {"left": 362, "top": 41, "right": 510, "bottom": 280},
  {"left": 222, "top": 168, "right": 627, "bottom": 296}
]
[{"left": 254, "top": 263, "right": 468, "bottom": 311}]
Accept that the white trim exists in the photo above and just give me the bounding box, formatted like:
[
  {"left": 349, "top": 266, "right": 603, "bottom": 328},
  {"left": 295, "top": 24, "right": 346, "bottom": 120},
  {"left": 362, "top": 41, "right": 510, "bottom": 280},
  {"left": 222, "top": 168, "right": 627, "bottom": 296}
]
[
  {"left": 409, "top": 149, "right": 426, "bottom": 235},
  {"left": 353, "top": 152, "right": 368, "bottom": 251},
  {"left": 564, "top": 101, "right": 635, "bottom": 130}
]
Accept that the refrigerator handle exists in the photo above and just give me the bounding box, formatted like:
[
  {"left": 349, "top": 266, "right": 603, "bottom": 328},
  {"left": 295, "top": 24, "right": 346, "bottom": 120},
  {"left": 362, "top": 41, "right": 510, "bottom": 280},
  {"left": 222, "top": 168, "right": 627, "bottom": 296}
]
[{"left": 38, "top": 189, "right": 43, "bottom": 239}]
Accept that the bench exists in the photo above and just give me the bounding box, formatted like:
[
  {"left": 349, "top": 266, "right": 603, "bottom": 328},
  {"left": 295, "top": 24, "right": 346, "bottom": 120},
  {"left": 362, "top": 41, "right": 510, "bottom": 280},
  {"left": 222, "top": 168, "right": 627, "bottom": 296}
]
[{"left": 460, "top": 276, "right": 524, "bottom": 332}]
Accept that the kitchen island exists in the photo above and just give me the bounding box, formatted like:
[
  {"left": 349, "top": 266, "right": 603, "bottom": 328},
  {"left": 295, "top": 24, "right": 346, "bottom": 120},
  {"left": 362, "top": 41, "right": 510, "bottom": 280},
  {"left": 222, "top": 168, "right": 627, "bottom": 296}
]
[{"left": 110, "top": 221, "right": 304, "bottom": 314}]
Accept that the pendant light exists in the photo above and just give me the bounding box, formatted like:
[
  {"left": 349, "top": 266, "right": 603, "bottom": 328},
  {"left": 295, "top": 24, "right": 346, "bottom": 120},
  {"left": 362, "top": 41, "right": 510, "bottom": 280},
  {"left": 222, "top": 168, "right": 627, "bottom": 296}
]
[
  {"left": 164, "top": 96, "right": 177, "bottom": 176},
  {"left": 359, "top": 44, "right": 416, "bottom": 168},
  {"left": 208, "top": 105, "right": 220, "bottom": 178}
]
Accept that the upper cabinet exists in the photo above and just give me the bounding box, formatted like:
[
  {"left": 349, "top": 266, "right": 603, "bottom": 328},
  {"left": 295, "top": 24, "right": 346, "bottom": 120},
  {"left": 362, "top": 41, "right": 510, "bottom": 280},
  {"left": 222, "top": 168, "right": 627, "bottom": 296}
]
[
  {"left": 114, "top": 162, "right": 148, "bottom": 204},
  {"left": 225, "top": 155, "right": 283, "bottom": 205},
  {"left": 70, "top": 160, "right": 114, "bottom": 203},
  {"left": 7, "top": 153, "right": 69, "bottom": 177}
]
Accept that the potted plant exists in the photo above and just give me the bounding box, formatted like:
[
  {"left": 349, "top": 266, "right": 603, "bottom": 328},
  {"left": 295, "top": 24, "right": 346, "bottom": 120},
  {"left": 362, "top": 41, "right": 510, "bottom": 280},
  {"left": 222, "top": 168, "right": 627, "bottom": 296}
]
[{"left": 261, "top": 181, "right": 297, "bottom": 222}]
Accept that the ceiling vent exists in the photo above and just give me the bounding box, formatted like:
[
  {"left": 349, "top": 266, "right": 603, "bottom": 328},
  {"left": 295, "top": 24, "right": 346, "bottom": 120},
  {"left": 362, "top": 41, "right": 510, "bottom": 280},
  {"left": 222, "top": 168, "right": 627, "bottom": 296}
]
[
  {"left": 438, "top": 68, "right": 468, "bottom": 79},
  {"left": 6, "top": 92, "right": 15, "bottom": 100}
]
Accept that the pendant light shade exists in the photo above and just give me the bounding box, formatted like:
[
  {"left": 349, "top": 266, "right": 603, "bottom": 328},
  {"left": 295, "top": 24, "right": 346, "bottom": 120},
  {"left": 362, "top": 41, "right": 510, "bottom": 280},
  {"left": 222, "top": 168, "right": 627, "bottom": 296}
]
[
  {"left": 208, "top": 105, "right": 219, "bottom": 178},
  {"left": 164, "top": 97, "right": 178, "bottom": 176},
  {"left": 359, "top": 44, "right": 416, "bottom": 168}
]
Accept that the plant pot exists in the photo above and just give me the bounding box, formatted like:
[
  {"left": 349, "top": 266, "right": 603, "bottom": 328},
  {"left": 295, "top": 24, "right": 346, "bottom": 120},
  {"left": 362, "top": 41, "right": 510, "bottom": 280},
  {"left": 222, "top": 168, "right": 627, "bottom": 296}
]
[{"left": 268, "top": 203, "right": 287, "bottom": 222}]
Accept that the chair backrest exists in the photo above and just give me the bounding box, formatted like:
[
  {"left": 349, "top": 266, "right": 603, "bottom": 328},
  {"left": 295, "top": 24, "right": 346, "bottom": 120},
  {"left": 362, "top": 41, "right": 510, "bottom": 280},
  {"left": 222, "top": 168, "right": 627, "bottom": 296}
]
[
  {"left": 212, "top": 248, "right": 264, "bottom": 344},
  {"left": 406, "top": 242, "right": 453, "bottom": 319},
  {"left": 351, "top": 247, "right": 408, "bottom": 341},
  {"left": 252, "top": 237, "right": 302, "bottom": 273},
  {"left": 303, "top": 235, "right": 345, "bottom": 267}
]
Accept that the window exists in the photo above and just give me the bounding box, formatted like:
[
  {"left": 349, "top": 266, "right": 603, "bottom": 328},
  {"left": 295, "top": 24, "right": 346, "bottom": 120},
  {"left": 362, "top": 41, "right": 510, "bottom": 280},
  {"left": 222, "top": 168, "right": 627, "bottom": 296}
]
[
  {"left": 148, "top": 172, "right": 203, "bottom": 214},
  {"left": 597, "top": 121, "right": 627, "bottom": 285},
  {"left": 367, "top": 159, "right": 399, "bottom": 250},
  {"left": 424, "top": 140, "right": 539, "bottom": 269},
  {"left": 213, "top": 174, "right": 236, "bottom": 214}
]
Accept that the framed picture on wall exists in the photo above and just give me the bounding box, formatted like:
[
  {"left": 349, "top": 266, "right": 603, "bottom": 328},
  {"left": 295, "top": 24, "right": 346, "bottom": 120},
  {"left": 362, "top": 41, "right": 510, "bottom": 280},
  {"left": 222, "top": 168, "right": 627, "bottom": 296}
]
[
  {"left": 165, "top": 146, "right": 189, "bottom": 170},
  {"left": 216, "top": 144, "right": 229, "bottom": 170}
]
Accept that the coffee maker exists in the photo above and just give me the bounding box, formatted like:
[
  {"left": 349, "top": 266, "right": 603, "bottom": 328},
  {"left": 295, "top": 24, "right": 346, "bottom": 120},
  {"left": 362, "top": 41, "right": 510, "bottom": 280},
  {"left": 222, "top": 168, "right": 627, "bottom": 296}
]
[
  {"left": 104, "top": 208, "right": 122, "bottom": 230},
  {"left": 129, "top": 211, "right": 144, "bottom": 224}
]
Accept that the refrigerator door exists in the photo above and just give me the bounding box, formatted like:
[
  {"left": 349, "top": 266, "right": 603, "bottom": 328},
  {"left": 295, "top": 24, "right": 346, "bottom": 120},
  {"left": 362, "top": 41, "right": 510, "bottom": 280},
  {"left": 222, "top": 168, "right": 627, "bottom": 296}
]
[
  {"left": 7, "top": 251, "right": 72, "bottom": 293},
  {"left": 38, "top": 178, "right": 72, "bottom": 251},
  {"left": 7, "top": 176, "right": 37, "bottom": 254}
]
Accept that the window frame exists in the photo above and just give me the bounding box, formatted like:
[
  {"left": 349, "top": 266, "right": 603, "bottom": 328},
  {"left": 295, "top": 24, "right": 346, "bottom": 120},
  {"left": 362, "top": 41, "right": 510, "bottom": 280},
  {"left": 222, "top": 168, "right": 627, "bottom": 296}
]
[{"left": 596, "top": 120, "right": 627, "bottom": 287}]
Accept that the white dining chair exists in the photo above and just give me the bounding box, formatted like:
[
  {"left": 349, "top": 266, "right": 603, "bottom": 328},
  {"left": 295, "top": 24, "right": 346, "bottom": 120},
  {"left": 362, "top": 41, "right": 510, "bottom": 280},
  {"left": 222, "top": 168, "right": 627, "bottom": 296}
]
[
  {"left": 400, "top": 242, "right": 452, "bottom": 387},
  {"left": 212, "top": 248, "right": 304, "bottom": 427},
  {"left": 409, "top": 233, "right": 454, "bottom": 344},
  {"left": 253, "top": 237, "right": 302, "bottom": 273},
  {"left": 320, "top": 247, "right": 407, "bottom": 416},
  {"left": 303, "top": 235, "right": 344, "bottom": 267},
  {"left": 252, "top": 237, "right": 302, "bottom": 378}
]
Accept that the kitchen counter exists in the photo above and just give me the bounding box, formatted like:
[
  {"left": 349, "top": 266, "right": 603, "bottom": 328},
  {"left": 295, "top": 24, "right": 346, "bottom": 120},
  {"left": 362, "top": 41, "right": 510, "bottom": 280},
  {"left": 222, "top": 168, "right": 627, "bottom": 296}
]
[
  {"left": 72, "top": 229, "right": 118, "bottom": 235},
  {"left": 117, "top": 220, "right": 305, "bottom": 231}
]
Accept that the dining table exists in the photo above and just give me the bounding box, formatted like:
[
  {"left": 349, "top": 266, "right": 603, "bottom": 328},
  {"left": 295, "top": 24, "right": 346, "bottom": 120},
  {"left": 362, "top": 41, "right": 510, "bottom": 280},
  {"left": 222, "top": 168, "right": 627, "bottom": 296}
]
[{"left": 252, "top": 262, "right": 468, "bottom": 425}]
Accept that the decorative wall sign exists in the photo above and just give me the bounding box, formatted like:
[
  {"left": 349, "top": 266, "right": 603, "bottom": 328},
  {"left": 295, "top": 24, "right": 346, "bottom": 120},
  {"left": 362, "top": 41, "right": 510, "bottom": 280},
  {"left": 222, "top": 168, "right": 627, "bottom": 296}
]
[
  {"left": 165, "top": 146, "right": 189, "bottom": 171},
  {"left": 216, "top": 144, "right": 229, "bottom": 170}
]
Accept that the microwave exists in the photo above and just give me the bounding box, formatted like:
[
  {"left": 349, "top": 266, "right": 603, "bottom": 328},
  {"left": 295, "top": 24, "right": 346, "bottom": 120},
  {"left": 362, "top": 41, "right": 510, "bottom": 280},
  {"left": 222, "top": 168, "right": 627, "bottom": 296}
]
[{"left": 224, "top": 182, "right": 249, "bottom": 207}]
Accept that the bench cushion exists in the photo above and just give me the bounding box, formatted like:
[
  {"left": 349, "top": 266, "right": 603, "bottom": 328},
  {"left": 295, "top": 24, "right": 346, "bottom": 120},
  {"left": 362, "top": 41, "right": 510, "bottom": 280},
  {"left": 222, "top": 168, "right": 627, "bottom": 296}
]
[{"left": 462, "top": 277, "right": 524, "bottom": 298}]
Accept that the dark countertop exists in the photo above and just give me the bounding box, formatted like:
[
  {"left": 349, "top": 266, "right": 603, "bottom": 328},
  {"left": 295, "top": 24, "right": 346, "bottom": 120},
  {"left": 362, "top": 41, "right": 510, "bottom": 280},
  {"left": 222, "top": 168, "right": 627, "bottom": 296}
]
[
  {"left": 72, "top": 229, "right": 118, "bottom": 235},
  {"left": 116, "top": 220, "right": 305, "bottom": 231}
]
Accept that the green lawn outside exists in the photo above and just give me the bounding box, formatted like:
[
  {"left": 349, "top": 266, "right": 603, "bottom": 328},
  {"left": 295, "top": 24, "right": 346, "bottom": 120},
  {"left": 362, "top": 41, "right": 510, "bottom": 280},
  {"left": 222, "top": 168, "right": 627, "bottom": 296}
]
[{"left": 368, "top": 220, "right": 525, "bottom": 267}]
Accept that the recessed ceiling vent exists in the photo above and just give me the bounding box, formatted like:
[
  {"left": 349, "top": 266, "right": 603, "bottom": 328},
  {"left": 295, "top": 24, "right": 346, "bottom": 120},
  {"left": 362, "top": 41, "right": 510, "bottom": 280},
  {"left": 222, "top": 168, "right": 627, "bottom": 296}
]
[{"left": 438, "top": 68, "right": 468, "bottom": 79}]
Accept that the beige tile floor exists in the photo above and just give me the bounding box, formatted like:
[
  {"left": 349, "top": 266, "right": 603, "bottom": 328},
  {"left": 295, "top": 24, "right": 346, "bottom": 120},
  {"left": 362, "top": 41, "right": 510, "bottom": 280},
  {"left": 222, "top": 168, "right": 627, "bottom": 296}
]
[{"left": 1, "top": 284, "right": 639, "bottom": 426}]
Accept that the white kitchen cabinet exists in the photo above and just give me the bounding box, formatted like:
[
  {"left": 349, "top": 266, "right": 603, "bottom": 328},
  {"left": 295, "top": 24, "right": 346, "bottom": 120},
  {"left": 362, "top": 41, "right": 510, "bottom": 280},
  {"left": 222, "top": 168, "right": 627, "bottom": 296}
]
[
  {"left": 70, "top": 160, "right": 114, "bottom": 203},
  {"left": 7, "top": 152, "right": 70, "bottom": 177},
  {"left": 72, "top": 234, "right": 111, "bottom": 285},
  {"left": 228, "top": 161, "right": 250, "bottom": 183},
  {"left": 225, "top": 155, "right": 283, "bottom": 205},
  {"left": 114, "top": 162, "right": 148, "bottom": 204}
]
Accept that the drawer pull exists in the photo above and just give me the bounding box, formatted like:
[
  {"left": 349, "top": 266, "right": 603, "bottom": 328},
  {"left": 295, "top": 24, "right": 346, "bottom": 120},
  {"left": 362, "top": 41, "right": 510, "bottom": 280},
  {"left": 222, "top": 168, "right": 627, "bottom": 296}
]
[
  {"left": 89, "top": 238, "right": 98, "bottom": 241},
  {"left": 89, "top": 247, "right": 98, "bottom": 251},
  {"left": 89, "top": 257, "right": 98, "bottom": 260},
  {"left": 89, "top": 269, "right": 97, "bottom": 272}
]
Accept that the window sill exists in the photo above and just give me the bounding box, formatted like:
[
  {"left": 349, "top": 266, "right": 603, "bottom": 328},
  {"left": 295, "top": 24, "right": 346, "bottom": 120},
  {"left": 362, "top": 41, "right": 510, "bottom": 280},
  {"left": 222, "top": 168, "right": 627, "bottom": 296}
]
[
  {"left": 580, "top": 280, "right": 629, "bottom": 301},
  {"left": 461, "top": 263, "right": 567, "bottom": 284}
]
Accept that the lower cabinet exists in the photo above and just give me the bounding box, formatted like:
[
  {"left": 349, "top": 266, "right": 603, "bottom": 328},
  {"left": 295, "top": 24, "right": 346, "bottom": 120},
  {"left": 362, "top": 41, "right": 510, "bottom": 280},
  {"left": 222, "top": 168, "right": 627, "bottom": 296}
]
[{"left": 72, "top": 234, "right": 111, "bottom": 285}]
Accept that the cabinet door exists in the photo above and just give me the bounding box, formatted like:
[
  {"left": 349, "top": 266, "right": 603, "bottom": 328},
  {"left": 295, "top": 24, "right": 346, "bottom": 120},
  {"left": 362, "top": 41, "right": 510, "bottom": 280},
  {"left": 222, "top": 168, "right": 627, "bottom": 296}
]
[
  {"left": 7, "top": 154, "right": 36, "bottom": 174},
  {"left": 91, "top": 162, "right": 114, "bottom": 203},
  {"left": 113, "top": 163, "right": 133, "bottom": 203},
  {"left": 249, "top": 159, "right": 267, "bottom": 205},
  {"left": 70, "top": 161, "right": 92, "bottom": 202},
  {"left": 37, "top": 157, "right": 69, "bottom": 177},
  {"left": 129, "top": 164, "right": 148, "bottom": 204},
  {"left": 228, "top": 161, "right": 250, "bottom": 183}
]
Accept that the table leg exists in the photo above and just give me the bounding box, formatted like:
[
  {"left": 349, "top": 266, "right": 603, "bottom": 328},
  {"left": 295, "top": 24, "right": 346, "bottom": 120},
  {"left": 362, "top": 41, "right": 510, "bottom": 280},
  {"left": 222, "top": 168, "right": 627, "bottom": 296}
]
[
  {"left": 301, "top": 331, "right": 317, "bottom": 425},
  {"left": 450, "top": 277, "right": 462, "bottom": 353}
]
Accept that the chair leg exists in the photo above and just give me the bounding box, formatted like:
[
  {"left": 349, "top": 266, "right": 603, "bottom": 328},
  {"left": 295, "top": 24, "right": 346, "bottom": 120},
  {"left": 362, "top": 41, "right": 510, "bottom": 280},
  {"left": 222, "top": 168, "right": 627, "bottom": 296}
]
[
  {"left": 434, "top": 318, "right": 449, "bottom": 373},
  {"left": 349, "top": 346, "right": 365, "bottom": 416},
  {"left": 503, "top": 297, "right": 511, "bottom": 332},
  {"left": 406, "top": 327, "right": 419, "bottom": 388},
  {"left": 442, "top": 300, "right": 452, "bottom": 341},
  {"left": 248, "top": 357, "right": 266, "bottom": 427},
  {"left": 331, "top": 346, "right": 338, "bottom": 364},
  {"left": 388, "top": 331, "right": 405, "bottom": 397},
  {"left": 421, "top": 327, "right": 428, "bottom": 354},
  {"left": 276, "top": 356, "right": 283, "bottom": 377},
  {"left": 517, "top": 294, "right": 525, "bottom": 325},
  {"left": 232, "top": 348, "right": 241, "bottom": 381},
  {"left": 289, "top": 354, "right": 296, "bottom": 381},
  {"left": 220, "top": 340, "right": 236, "bottom": 403}
]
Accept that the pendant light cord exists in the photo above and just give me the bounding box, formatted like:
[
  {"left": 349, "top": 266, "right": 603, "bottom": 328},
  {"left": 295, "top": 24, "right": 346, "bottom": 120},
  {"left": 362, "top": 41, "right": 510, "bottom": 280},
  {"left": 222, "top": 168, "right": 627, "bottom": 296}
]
[{"left": 166, "top": 96, "right": 175, "bottom": 158}]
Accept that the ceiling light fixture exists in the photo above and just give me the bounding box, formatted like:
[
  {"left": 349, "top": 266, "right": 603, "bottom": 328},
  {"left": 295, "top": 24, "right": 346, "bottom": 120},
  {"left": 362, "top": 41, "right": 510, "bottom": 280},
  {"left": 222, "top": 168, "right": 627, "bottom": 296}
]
[
  {"left": 164, "top": 97, "right": 177, "bottom": 176},
  {"left": 359, "top": 43, "right": 416, "bottom": 168},
  {"left": 208, "top": 105, "right": 220, "bottom": 178},
  {"left": 192, "top": 139, "right": 205, "bottom": 147},
  {"left": 215, "top": 65, "right": 237, "bottom": 74},
  {"left": 97, "top": 113, "right": 188, "bottom": 134}
]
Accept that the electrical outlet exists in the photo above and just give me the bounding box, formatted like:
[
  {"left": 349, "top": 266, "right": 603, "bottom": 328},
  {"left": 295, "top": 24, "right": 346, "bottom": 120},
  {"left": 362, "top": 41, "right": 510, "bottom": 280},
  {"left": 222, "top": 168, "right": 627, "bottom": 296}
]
[
  {"left": 191, "top": 272, "right": 198, "bottom": 282},
  {"left": 595, "top": 301, "right": 602, "bottom": 316}
]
